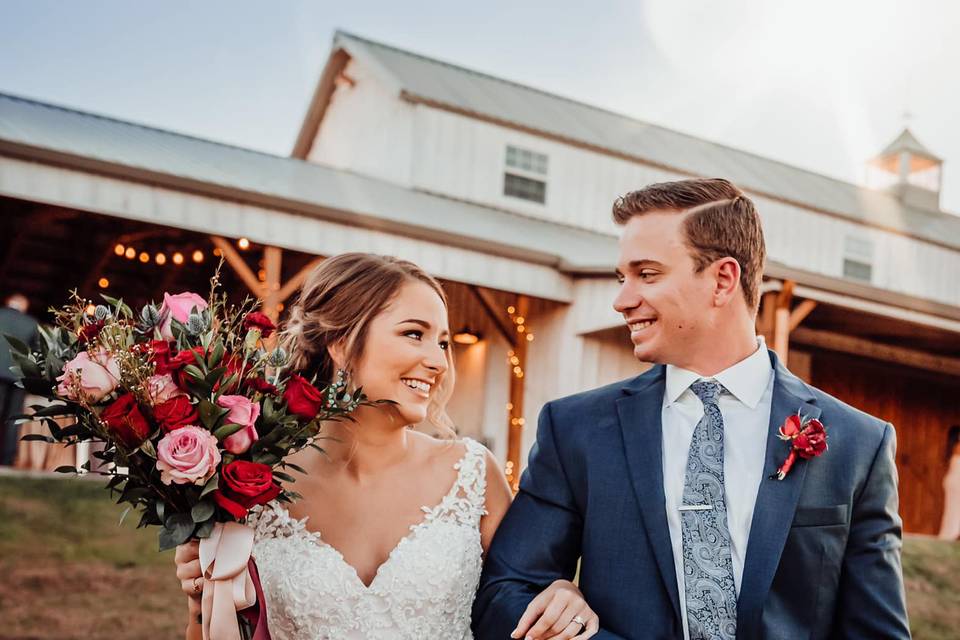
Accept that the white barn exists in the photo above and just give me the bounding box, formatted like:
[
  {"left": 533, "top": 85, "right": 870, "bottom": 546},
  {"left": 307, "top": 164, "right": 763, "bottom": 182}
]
[{"left": 1, "top": 31, "right": 958, "bottom": 532}]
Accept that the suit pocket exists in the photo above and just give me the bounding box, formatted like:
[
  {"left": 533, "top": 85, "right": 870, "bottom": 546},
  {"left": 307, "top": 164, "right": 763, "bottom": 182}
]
[{"left": 791, "top": 504, "right": 848, "bottom": 527}]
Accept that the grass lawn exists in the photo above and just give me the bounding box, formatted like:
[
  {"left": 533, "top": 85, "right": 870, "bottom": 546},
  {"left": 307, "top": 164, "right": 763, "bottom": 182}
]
[{"left": 1, "top": 473, "right": 958, "bottom": 639}]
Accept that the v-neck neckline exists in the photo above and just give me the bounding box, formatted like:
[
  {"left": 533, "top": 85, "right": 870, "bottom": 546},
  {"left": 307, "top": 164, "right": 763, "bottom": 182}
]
[{"left": 303, "top": 440, "right": 473, "bottom": 590}]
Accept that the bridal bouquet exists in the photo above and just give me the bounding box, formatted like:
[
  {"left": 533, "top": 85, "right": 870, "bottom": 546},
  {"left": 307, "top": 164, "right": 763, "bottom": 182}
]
[{"left": 6, "top": 271, "right": 365, "bottom": 639}]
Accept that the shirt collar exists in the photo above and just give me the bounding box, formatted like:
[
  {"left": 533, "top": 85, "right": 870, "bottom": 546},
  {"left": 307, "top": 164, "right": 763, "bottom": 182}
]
[{"left": 664, "top": 336, "right": 773, "bottom": 409}]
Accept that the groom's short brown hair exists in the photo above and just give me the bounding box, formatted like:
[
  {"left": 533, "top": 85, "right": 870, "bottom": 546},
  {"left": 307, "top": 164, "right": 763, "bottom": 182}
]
[{"left": 612, "top": 178, "right": 766, "bottom": 312}]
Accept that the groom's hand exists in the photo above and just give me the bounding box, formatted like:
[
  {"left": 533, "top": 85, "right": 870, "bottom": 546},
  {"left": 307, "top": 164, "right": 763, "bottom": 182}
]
[{"left": 511, "top": 579, "right": 599, "bottom": 640}]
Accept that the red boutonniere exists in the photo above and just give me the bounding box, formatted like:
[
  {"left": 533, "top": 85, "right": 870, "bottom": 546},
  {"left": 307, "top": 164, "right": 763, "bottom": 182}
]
[{"left": 771, "top": 412, "right": 828, "bottom": 480}]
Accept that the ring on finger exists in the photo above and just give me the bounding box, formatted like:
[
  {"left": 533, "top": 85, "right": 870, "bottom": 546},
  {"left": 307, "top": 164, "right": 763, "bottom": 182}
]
[{"left": 571, "top": 615, "right": 587, "bottom": 633}]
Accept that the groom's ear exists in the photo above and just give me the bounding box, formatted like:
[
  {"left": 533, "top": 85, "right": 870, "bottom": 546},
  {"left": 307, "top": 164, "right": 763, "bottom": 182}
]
[{"left": 712, "top": 257, "right": 742, "bottom": 307}]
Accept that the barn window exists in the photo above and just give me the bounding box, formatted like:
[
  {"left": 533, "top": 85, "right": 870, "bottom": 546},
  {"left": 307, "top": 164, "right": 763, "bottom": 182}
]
[
  {"left": 842, "top": 236, "right": 873, "bottom": 282},
  {"left": 504, "top": 145, "right": 548, "bottom": 204}
]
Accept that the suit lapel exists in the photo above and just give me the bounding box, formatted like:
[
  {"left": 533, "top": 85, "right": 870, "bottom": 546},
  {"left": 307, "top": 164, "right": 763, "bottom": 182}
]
[
  {"left": 616, "top": 366, "right": 682, "bottom": 625},
  {"left": 736, "top": 351, "right": 821, "bottom": 637}
]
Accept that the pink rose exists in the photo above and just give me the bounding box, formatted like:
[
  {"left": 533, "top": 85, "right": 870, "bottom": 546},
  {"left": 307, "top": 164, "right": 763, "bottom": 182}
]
[
  {"left": 156, "top": 425, "right": 221, "bottom": 486},
  {"left": 216, "top": 395, "right": 261, "bottom": 454},
  {"left": 158, "top": 292, "right": 208, "bottom": 340},
  {"left": 56, "top": 350, "right": 121, "bottom": 402},
  {"left": 146, "top": 373, "right": 185, "bottom": 405}
]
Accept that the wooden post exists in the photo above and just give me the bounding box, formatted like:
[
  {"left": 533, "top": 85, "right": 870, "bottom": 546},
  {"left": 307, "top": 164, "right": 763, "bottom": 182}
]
[
  {"left": 757, "top": 290, "right": 778, "bottom": 345},
  {"left": 773, "top": 280, "right": 795, "bottom": 361},
  {"left": 505, "top": 295, "right": 529, "bottom": 492}
]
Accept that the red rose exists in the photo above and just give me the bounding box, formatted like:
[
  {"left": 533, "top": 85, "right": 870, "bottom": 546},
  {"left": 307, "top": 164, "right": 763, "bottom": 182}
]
[
  {"left": 100, "top": 393, "right": 152, "bottom": 448},
  {"left": 243, "top": 312, "right": 276, "bottom": 339},
  {"left": 246, "top": 376, "right": 278, "bottom": 395},
  {"left": 213, "top": 460, "right": 282, "bottom": 519},
  {"left": 778, "top": 414, "right": 802, "bottom": 438},
  {"left": 283, "top": 374, "right": 324, "bottom": 419},
  {"left": 796, "top": 419, "right": 827, "bottom": 459},
  {"left": 169, "top": 346, "right": 207, "bottom": 370},
  {"left": 153, "top": 395, "right": 199, "bottom": 432},
  {"left": 149, "top": 340, "right": 174, "bottom": 374},
  {"left": 78, "top": 320, "right": 105, "bottom": 345}
]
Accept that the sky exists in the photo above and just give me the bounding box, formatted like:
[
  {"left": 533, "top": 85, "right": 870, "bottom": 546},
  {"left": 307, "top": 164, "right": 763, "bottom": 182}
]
[{"left": 2, "top": 0, "right": 960, "bottom": 213}]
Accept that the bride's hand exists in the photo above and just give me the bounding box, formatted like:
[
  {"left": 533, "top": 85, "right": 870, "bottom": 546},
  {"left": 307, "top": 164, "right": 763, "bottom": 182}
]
[
  {"left": 511, "top": 579, "right": 598, "bottom": 639},
  {"left": 175, "top": 540, "right": 203, "bottom": 602}
]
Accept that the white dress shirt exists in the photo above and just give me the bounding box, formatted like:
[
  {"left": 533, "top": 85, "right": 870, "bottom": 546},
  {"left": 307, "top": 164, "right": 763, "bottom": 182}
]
[{"left": 662, "top": 337, "right": 774, "bottom": 640}]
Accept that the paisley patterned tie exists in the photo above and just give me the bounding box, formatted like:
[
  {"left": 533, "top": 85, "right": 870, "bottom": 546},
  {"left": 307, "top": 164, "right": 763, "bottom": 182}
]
[{"left": 680, "top": 380, "right": 738, "bottom": 640}]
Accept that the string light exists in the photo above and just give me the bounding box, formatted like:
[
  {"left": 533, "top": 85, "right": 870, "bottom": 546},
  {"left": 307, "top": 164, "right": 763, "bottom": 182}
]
[
  {"left": 98, "top": 278, "right": 109, "bottom": 288},
  {"left": 125, "top": 247, "right": 136, "bottom": 259},
  {"left": 84, "top": 304, "right": 96, "bottom": 315},
  {"left": 213, "top": 247, "right": 222, "bottom": 257},
  {"left": 114, "top": 244, "right": 125, "bottom": 256},
  {"left": 155, "top": 253, "right": 167, "bottom": 265},
  {"left": 238, "top": 237, "right": 250, "bottom": 250},
  {"left": 526, "top": 333, "right": 534, "bottom": 342},
  {"left": 192, "top": 250, "right": 204, "bottom": 263},
  {"left": 138, "top": 252, "right": 150, "bottom": 263},
  {"left": 507, "top": 305, "right": 515, "bottom": 314},
  {"left": 172, "top": 252, "right": 184, "bottom": 265}
]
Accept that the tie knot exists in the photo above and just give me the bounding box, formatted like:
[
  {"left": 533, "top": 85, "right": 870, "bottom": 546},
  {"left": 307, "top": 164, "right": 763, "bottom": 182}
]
[{"left": 690, "top": 380, "right": 722, "bottom": 405}]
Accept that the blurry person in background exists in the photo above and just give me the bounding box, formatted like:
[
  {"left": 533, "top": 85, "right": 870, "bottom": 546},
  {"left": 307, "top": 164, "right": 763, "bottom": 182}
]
[
  {"left": 0, "top": 293, "right": 39, "bottom": 466},
  {"left": 939, "top": 425, "right": 960, "bottom": 541}
]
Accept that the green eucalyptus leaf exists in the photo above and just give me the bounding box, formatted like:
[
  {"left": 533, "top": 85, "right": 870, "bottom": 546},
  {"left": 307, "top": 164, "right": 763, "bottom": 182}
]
[
  {"left": 212, "top": 422, "right": 245, "bottom": 441},
  {"left": 199, "top": 473, "right": 220, "bottom": 498},
  {"left": 159, "top": 513, "right": 196, "bottom": 551},
  {"left": 183, "top": 364, "right": 205, "bottom": 383},
  {"left": 210, "top": 341, "right": 225, "bottom": 368},
  {"left": 194, "top": 518, "right": 216, "bottom": 539},
  {"left": 198, "top": 400, "right": 228, "bottom": 430},
  {"left": 139, "top": 439, "right": 157, "bottom": 459},
  {"left": 191, "top": 499, "right": 216, "bottom": 523}
]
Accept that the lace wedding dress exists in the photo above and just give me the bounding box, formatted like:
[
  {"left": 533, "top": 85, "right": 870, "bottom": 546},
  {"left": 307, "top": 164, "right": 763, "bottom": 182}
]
[{"left": 247, "top": 438, "right": 488, "bottom": 639}]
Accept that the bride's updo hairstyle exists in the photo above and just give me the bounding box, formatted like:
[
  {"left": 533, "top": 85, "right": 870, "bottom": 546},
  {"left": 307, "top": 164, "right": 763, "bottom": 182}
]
[{"left": 279, "top": 253, "right": 455, "bottom": 433}]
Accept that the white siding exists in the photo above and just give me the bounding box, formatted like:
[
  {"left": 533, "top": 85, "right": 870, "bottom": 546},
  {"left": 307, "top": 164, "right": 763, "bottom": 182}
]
[
  {"left": 307, "top": 59, "right": 415, "bottom": 187},
  {"left": 404, "top": 106, "right": 960, "bottom": 309}
]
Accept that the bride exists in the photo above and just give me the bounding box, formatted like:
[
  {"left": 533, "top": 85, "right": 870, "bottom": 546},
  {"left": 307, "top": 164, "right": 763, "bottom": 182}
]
[{"left": 174, "top": 253, "right": 599, "bottom": 639}]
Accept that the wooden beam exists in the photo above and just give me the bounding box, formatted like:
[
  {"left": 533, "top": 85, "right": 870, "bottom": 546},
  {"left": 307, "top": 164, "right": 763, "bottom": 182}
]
[
  {"left": 469, "top": 286, "right": 517, "bottom": 347},
  {"left": 291, "top": 48, "right": 351, "bottom": 159},
  {"left": 789, "top": 299, "right": 818, "bottom": 331},
  {"left": 792, "top": 327, "right": 960, "bottom": 377},
  {"left": 276, "top": 257, "right": 324, "bottom": 305},
  {"left": 262, "top": 246, "right": 282, "bottom": 321},
  {"left": 210, "top": 236, "right": 261, "bottom": 297}
]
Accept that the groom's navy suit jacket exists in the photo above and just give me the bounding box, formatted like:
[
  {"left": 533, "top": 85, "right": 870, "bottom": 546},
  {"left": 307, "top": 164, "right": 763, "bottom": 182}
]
[{"left": 473, "top": 351, "right": 910, "bottom": 639}]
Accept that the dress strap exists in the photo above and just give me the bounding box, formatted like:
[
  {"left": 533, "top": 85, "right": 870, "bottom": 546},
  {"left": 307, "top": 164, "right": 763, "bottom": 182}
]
[
  {"left": 436, "top": 437, "right": 488, "bottom": 528},
  {"left": 247, "top": 501, "right": 317, "bottom": 543}
]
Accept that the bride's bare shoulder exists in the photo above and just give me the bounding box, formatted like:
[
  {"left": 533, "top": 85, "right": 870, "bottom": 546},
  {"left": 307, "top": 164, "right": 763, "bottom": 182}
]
[{"left": 409, "top": 430, "right": 469, "bottom": 469}]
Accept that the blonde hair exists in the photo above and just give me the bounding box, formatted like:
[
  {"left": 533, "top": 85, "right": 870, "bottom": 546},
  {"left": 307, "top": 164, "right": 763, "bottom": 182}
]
[{"left": 279, "top": 253, "right": 455, "bottom": 433}]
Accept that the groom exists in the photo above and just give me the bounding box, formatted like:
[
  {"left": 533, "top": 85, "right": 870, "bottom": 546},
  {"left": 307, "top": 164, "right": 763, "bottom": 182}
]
[{"left": 473, "top": 178, "right": 910, "bottom": 639}]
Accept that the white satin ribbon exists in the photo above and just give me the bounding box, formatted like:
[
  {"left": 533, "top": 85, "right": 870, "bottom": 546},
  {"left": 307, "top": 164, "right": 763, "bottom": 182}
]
[{"left": 199, "top": 522, "right": 257, "bottom": 640}]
